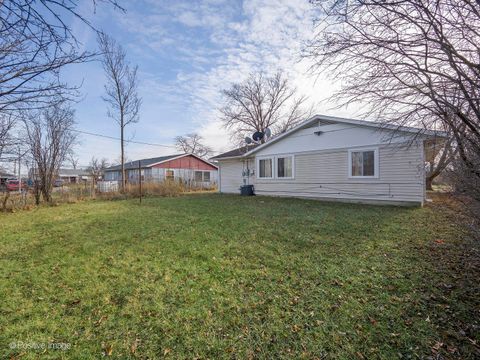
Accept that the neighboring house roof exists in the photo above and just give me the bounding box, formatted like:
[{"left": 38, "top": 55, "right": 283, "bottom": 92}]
[
  {"left": 58, "top": 168, "right": 90, "bottom": 177},
  {"left": 210, "top": 144, "right": 260, "bottom": 160},
  {"left": 213, "top": 114, "right": 449, "bottom": 160},
  {"left": 104, "top": 153, "right": 218, "bottom": 172},
  {"left": 0, "top": 171, "right": 15, "bottom": 178}
]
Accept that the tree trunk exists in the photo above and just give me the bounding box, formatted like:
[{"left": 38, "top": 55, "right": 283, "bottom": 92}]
[
  {"left": 426, "top": 176, "right": 433, "bottom": 191},
  {"left": 121, "top": 120, "right": 125, "bottom": 193},
  {"left": 2, "top": 191, "right": 10, "bottom": 212}
]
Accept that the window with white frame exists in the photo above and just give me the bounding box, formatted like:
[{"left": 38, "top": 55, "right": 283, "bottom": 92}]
[
  {"left": 349, "top": 148, "right": 378, "bottom": 177},
  {"left": 277, "top": 155, "right": 293, "bottom": 178},
  {"left": 258, "top": 158, "right": 273, "bottom": 178},
  {"left": 194, "top": 171, "right": 211, "bottom": 182},
  {"left": 203, "top": 171, "right": 210, "bottom": 182}
]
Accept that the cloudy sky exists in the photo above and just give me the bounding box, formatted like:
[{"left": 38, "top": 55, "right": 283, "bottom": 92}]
[{"left": 64, "top": 0, "right": 354, "bottom": 167}]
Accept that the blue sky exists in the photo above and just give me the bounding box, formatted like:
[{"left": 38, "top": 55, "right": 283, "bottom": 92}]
[{"left": 62, "top": 0, "right": 350, "bottom": 167}]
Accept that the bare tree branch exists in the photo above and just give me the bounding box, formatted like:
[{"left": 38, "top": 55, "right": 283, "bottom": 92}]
[
  {"left": 220, "top": 71, "right": 311, "bottom": 144},
  {"left": 98, "top": 32, "right": 141, "bottom": 192},
  {"left": 175, "top": 133, "right": 213, "bottom": 158},
  {"left": 23, "top": 101, "right": 77, "bottom": 203},
  {"left": 306, "top": 0, "right": 480, "bottom": 213}
]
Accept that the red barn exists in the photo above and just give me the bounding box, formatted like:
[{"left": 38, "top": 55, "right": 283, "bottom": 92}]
[{"left": 104, "top": 154, "right": 218, "bottom": 186}]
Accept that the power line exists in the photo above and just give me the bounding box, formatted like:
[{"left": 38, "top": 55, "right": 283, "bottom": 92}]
[
  {"left": 72, "top": 129, "right": 177, "bottom": 149},
  {"left": 73, "top": 128, "right": 224, "bottom": 154}
]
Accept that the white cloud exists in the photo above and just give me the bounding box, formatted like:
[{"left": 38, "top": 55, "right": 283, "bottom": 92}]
[{"left": 106, "top": 0, "right": 344, "bottom": 157}]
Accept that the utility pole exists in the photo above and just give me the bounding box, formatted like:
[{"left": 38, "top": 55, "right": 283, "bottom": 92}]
[{"left": 138, "top": 160, "right": 142, "bottom": 204}]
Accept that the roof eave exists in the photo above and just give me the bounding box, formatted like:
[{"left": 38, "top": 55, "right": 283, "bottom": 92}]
[{"left": 241, "top": 114, "right": 449, "bottom": 157}]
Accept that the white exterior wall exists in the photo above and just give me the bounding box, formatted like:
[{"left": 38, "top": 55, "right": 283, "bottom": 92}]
[
  {"left": 218, "top": 160, "right": 245, "bottom": 193},
  {"left": 251, "top": 143, "right": 424, "bottom": 204},
  {"left": 217, "top": 123, "right": 426, "bottom": 205},
  {"left": 104, "top": 168, "right": 218, "bottom": 186}
]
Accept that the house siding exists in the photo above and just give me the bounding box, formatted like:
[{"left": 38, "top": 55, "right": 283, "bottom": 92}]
[
  {"left": 218, "top": 142, "right": 425, "bottom": 205},
  {"left": 251, "top": 142, "right": 424, "bottom": 204},
  {"left": 152, "top": 155, "right": 217, "bottom": 170},
  {"left": 218, "top": 160, "right": 245, "bottom": 193}
]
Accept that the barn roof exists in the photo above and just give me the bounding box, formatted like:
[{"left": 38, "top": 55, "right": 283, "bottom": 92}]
[{"left": 104, "top": 153, "right": 218, "bottom": 172}]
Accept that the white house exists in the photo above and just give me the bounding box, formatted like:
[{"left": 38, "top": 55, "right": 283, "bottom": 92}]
[{"left": 211, "top": 114, "right": 447, "bottom": 206}]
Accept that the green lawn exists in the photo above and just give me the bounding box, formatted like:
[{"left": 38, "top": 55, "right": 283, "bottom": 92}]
[{"left": 0, "top": 194, "right": 478, "bottom": 359}]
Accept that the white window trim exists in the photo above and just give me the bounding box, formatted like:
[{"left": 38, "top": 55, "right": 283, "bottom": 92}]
[
  {"left": 256, "top": 156, "right": 274, "bottom": 179},
  {"left": 275, "top": 154, "right": 295, "bottom": 180},
  {"left": 256, "top": 155, "right": 295, "bottom": 180},
  {"left": 348, "top": 147, "right": 379, "bottom": 179}
]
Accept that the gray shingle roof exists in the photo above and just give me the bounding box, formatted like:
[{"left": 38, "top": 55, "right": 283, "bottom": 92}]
[
  {"left": 58, "top": 168, "right": 90, "bottom": 176},
  {"left": 210, "top": 145, "right": 259, "bottom": 160},
  {"left": 104, "top": 154, "right": 185, "bottom": 172}
]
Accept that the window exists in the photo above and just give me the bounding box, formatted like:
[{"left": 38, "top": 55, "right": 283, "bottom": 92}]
[
  {"left": 258, "top": 158, "right": 273, "bottom": 178},
  {"left": 277, "top": 156, "right": 293, "bottom": 178},
  {"left": 349, "top": 148, "right": 378, "bottom": 178},
  {"left": 203, "top": 171, "right": 210, "bottom": 182},
  {"left": 194, "top": 171, "right": 211, "bottom": 182},
  {"left": 165, "top": 169, "right": 174, "bottom": 180}
]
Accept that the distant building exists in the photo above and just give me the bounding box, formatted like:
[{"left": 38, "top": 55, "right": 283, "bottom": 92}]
[
  {"left": 28, "top": 168, "right": 92, "bottom": 184},
  {"left": 103, "top": 153, "right": 218, "bottom": 186},
  {"left": 58, "top": 168, "right": 92, "bottom": 183},
  {"left": 0, "top": 170, "right": 15, "bottom": 187}
]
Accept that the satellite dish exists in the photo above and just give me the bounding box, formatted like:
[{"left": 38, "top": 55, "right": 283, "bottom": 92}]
[
  {"left": 245, "top": 137, "right": 252, "bottom": 144},
  {"left": 252, "top": 131, "right": 264, "bottom": 142},
  {"left": 265, "top": 128, "right": 271, "bottom": 138}
]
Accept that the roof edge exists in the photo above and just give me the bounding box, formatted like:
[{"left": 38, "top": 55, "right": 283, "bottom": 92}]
[{"left": 242, "top": 114, "right": 449, "bottom": 158}]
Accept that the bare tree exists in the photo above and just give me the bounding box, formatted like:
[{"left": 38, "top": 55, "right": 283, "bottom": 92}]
[
  {"left": 175, "top": 133, "right": 212, "bottom": 158},
  {"left": 0, "top": 115, "right": 16, "bottom": 160},
  {"left": 23, "top": 103, "right": 77, "bottom": 203},
  {"left": 98, "top": 33, "right": 141, "bottom": 191},
  {"left": 66, "top": 154, "right": 80, "bottom": 169},
  {"left": 0, "top": 1, "right": 123, "bottom": 114},
  {"left": 306, "top": 0, "right": 480, "bottom": 214},
  {"left": 88, "top": 157, "right": 109, "bottom": 184},
  {"left": 220, "top": 72, "right": 311, "bottom": 143}
]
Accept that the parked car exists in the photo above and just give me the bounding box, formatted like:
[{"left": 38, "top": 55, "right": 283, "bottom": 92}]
[
  {"left": 53, "top": 179, "right": 64, "bottom": 187},
  {"left": 6, "top": 179, "right": 26, "bottom": 191}
]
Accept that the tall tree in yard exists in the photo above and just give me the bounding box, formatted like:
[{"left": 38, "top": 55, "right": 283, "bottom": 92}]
[
  {"left": 306, "top": 0, "right": 480, "bottom": 214},
  {"left": 220, "top": 72, "right": 311, "bottom": 144},
  {"left": 23, "top": 103, "right": 77, "bottom": 204},
  {"left": 98, "top": 33, "right": 141, "bottom": 192}
]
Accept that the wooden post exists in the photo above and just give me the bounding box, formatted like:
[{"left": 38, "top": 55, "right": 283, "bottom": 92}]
[{"left": 138, "top": 160, "right": 142, "bottom": 204}]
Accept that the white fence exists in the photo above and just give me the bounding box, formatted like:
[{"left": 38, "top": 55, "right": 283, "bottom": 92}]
[{"left": 97, "top": 181, "right": 119, "bottom": 193}]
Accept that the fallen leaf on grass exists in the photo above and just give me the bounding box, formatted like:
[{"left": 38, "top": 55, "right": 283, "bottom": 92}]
[
  {"left": 94, "top": 315, "right": 107, "bottom": 326},
  {"left": 102, "top": 343, "right": 113, "bottom": 356},
  {"left": 130, "top": 338, "right": 140, "bottom": 354}
]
